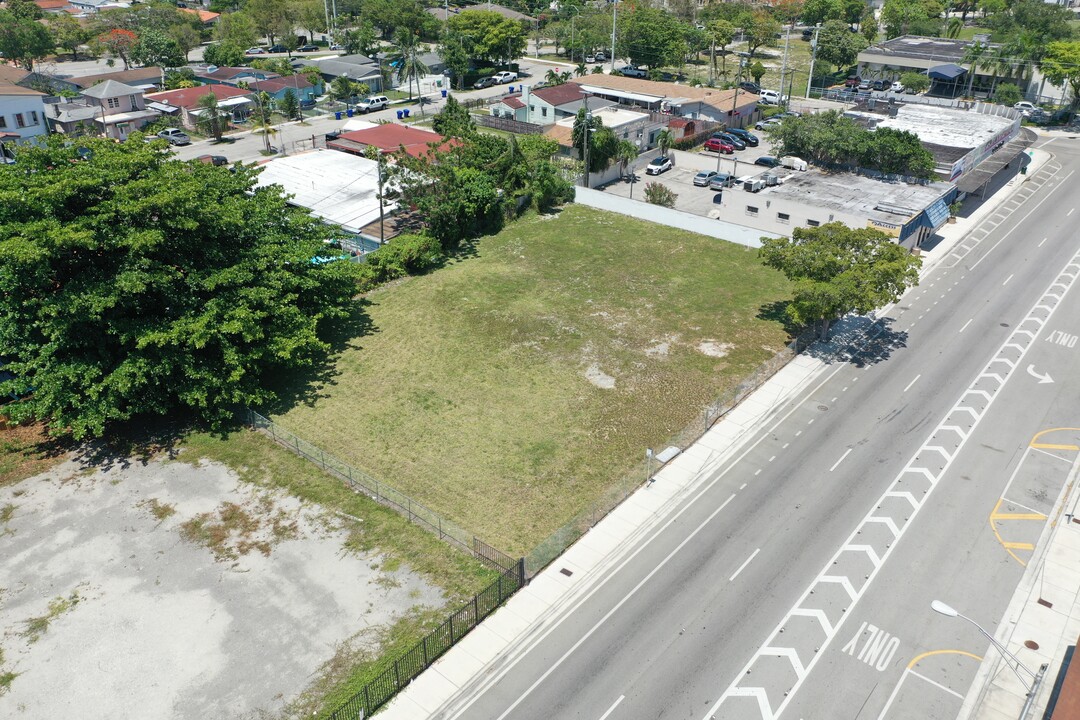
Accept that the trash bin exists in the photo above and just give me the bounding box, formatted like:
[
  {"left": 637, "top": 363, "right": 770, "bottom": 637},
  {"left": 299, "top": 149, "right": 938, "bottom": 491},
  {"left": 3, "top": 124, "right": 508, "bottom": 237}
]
[
  {"left": 346, "top": 108, "right": 354, "bottom": 117},
  {"left": 508, "top": 85, "right": 515, "bottom": 93},
  {"left": 335, "top": 111, "right": 342, "bottom": 120},
  {"left": 436, "top": 80, "right": 443, "bottom": 88},
  {"left": 396, "top": 110, "right": 403, "bottom": 119},
  {"left": 441, "top": 89, "right": 447, "bottom": 98},
  {"left": 403, "top": 109, "right": 410, "bottom": 118}
]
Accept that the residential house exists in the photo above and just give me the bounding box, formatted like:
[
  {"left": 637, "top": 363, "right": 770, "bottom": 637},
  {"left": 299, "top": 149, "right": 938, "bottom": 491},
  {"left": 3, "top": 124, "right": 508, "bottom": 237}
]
[
  {"left": 32, "top": 0, "right": 74, "bottom": 14},
  {"left": 47, "top": 67, "right": 164, "bottom": 95},
  {"left": 68, "top": 0, "right": 128, "bottom": 14},
  {"left": 248, "top": 75, "right": 318, "bottom": 104},
  {"left": 144, "top": 84, "right": 254, "bottom": 129},
  {"left": 327, "top": 123, "right": 456, "bottom": 160},
  {"left": 856, "top": 35, "right": 1028, "bottom": 98},
  {"left": 195, "top": 66, "right": 321, "bottom": 102},
  {"left": 427, "top": 4, "right": 535, "bottom": 23},
  {"left": 0, "top": 83, "right": 48, "bottom": 147},
  {"left": 300, "top": 54, "right": 384, "bottom": 92},
  {"left": 545, "top": 105, "right": 670, "bottom": 154},
  {"left": 491, "top": 83, "right": 615, "bottom": 125},
  {"left": 79, "top": 80, "right": 159, "bottom": 140},
  {"left": 0, "top": 66, "right": 30, "bottom": 88},
  {"left": 566, "top": 75, "right": 759, "bottom": 128},
  {"left": 194, "top": 66, "right": 280, "bottom": 86},
  {"left": 179, "top": 7, "right": 220, "bottom": 25}
]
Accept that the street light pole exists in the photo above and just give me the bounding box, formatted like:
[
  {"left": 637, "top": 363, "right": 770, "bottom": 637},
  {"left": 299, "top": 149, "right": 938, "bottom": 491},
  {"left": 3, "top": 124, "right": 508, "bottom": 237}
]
[
  {"left": 610, "top": 0, "right": 618, "bottom": 73},
  {"left": 931, "top": 600, "right": 1048, "bottom": 716},
  {"left": 778, "top": 24, "right": 791, "bottom": 110},
  {"left": 806, "top": 24, "right": 821, "bottom": 98}
]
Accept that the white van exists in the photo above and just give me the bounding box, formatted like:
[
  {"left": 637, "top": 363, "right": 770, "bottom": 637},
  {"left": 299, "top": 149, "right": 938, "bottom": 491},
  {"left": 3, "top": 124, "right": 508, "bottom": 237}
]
[
  {"left": 356, "top": 95, "right": 389, "bottom": 113},
  {"left": 759, "top": 89, "right": 786, "bottom": 105}
]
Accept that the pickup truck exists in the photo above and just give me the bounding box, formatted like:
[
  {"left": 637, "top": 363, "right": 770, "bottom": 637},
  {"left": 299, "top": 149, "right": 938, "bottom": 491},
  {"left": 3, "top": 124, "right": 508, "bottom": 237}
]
[{"left": 617, "top": 65, "right": 647, "bottom": 78}]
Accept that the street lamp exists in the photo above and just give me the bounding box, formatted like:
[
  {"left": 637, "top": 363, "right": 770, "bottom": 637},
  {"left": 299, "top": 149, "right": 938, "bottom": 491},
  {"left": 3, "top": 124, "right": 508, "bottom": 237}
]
[{"left": 930, "top": 600, "right": 1048, "bottom": 717}]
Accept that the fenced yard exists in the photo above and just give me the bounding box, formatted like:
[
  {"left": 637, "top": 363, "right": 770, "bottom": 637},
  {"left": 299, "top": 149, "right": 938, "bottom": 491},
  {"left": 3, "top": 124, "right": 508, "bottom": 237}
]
[{"left": 269, "top": 205, "right": 794, "bottom": 556}]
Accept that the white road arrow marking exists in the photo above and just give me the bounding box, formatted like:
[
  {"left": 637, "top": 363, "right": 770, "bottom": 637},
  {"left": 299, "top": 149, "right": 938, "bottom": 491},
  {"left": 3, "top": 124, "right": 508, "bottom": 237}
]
[{"left": 1026, "top": 364, "right": 1054, "bottom": 384}]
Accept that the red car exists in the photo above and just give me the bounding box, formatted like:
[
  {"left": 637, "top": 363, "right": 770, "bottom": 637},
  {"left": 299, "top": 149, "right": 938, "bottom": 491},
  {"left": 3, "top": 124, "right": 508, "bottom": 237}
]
[{"left": 705, "top": 137, "right": 734, "bottom": 154}]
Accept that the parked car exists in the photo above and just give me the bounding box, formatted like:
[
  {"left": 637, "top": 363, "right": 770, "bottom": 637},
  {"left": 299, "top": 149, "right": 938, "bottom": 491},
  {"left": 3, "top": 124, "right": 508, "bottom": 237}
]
[
  {"left": 1014, "top": 101, "right": 1038, "bottom": 117},
  {"left": 492, "top": 71, "right": 518, "bottom": 84},
  {"left": 299, "top": 98, "right": 316, "bottom": 109},
  {"left": 801, "top": 28, "right": 814, "bottom": 40},
  {"left": 297, "top": 44, "right": 319, "bottom": 52},
  {"left": 754, "top": 155, "right": 780, "bottom": 167},
  {"left": 645, "top": 156, "right": 674, "bottom": 175},
  {"left": 871, "top": 79, "right": 888, "bottom": 91},
  {"left": 755, "top": 117, "right": 782, "bottom": 131},
  {"left": 157, "top": 128, "right": 190, "bottom": 146},
  {"left": 329, "top": 43, "right": 344, "bottom": 50},
  {"left": 356, "top": 95, "right": 389, "bottom": 112},
  {"left": 890, "top": 80, "right": 906, "bottom": 93},
  {"left": 704, "top": 137, "right": 734, "bottom": 154},
  {"left": 267, "top": 44, "right": 287, "bottom": 53},
  {"left": 245, "top": 47, "right": 267, "bottom": 55},
  {"left": 715, "top": 132, "right": 746, "bottom": 150},
  {"left": 594, "top": 51, "right": 607, "bottom": 61},
  {"left": 739, "top": 81, "right": 761, "bottom": 93},
  {"left": 709, "top": 172, "right": 738, "bottom": 190},
  {"left": 857, "top": 79, "right": 871, "bottom": 91},
  {"left": 473, "top": 76, "right": 497, "bottom": 89},
  {"left": 618, "top": 65, "right": 647, "bottom": 78},
  {"left": 585, "top": 54, "right": 597, "bottom": 63},
  {"left": 759, "top": 89, "right": 786, "bottom": 105},
  {"left": 727, "top": 128, "right": 759, "bottom": 146},
  {"left": 844, "top": 75, "right": 861, "bottom": 87},
  {"left": 778, "top": 110, "right": 801, "bottom": 118},
  {"left": 693, "top": 170, "right": 719, "bottom": 187},
  {"left": 196, "top": 154, "right": 228, "bottom": 166}
]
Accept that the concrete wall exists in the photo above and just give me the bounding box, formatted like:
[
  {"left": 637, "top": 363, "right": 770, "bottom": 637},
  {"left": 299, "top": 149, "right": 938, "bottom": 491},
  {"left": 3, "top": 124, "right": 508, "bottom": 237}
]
[
  {"left": 574, "top": 186, "right": 778, "bottom": 248},
  {"left": 713, "top": 185, "right": 866, "bottom": 239}
]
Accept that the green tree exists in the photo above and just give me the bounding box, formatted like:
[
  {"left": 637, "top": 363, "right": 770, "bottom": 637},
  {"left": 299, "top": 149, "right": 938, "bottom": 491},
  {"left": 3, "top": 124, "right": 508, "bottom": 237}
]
[
  {"left": 215, "top": 11, "right": 258, "bottom": 50},
  {"left": 7, "top": 0, "right": 42, "bottom": 20},
  {"left": 330, "top": 75, "right": 356, "bottom": 104},
  {"left": 644, "top": 182, "right": 677, "bottom": 208},
  {"left": 251, "top": 91, "right": 277, "bottom": 153},
  {"left": 993, "top": 82, "right": 1022, "bottom": 106},
  {"left": 132, "top": 28, "right": 185, "bottom": 68},
  {"left": 619, "top": 4, "right": 686, "bottom": 69},
  {"left": 297, "top": 0, "right": 326, "bottom": 43},
  {"left": 961, "top": 40, "right": 988, "bottom": 96},
  {"left": 432, "top": 95, "right": 476, "bottom": 137},
  {"left": 279, "top": 88, "right": 301, "bottom": 120},
  {"left": 0, "top": 135, "right": 359, "bottom": 438},
  {"left": 165, "top": 67, "right": 197, "bottom": 90},
  {"left": 816, "top": 19, "right": 868, "bottom": 73},
  {"left": 390, "top": 29, "right": 429, "bottom": 108},
  {"left": 48, "top": 14, "right": 90, "bottom": 61},
  {"left": 862, "top": 127, "right": 935, "bottom": 176},
  {"left": 880, "top": 0, "right": 944, "bottom": 39},
  {"left": 168, "top": 22, "right": 202, "bottom": 61},
  {"left": 860, "top": 7, "right": 879, "bottom": 44},
  {"left": 657, "top": 128, "right": 674, "bottom": 157},
  {"left": 446, "top": 9, "right": 527, "bottom": 65},
  {"left": 745, "top": 11, "right": 782, "bottom": 57},
  {"left": 801, "top": 0, "right": 844, "bottom": 25},
  {"left": 363, "top": 0, "right": 435, "bottom": 40},
  {"left": 615, "top": 139, "right": 639, "bottom": 176},
  {"left": 1040, "top": 41, "right": 1080, "bottom": 111},
  {"left": 760, "top": 223, "right": 921, "bottom": 340},
  {"left": 343, "top": 20, "right": 380, "bottom": 58},
  {"left": 95, "top": 28, "right": 138, "bottom": 70},
  {"left": 245, "top": 0, "right": 292, "bottom": 46},
  {"left": 0, "top": 11, "right": 55, "bottom": 71},
  {"left": 196, "top": 91, "right": 230, "bottom": 142},
  {"left": 204, "top": 42, "right": 246, "bottom": 67},
  {"left": 900, "top": 71, "right": 930, "bottom": 93},
  {"left": 749, "top": 60, "right": 767, "bottom": 85},
  {"left": 706, "top": 20, "right": 736, "bottom": 81}
]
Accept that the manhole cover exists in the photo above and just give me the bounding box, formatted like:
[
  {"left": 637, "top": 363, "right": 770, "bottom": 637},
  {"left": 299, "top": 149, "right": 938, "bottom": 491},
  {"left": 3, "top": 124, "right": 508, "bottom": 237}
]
[
  {"left": 1024, "top": 640, "right": 1040, "bottom": 650},
  {"left": 818, "top": 404, "right": 829, "bottom": 411}
]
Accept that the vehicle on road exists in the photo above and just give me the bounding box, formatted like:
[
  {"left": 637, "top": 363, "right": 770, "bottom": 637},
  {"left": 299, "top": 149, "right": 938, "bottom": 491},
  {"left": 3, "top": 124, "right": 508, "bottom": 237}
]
[
  {"left": 618, "top": 65, "right": 647, "bottom": 78},
  {"left": 704, "top": 137, "right": 734, "bottom": 154},
  {"left": 356, "top": 95, "right": 389, "bottom": 112},
  {"left": 693, "top": 170, "right": 719, "bottom": 187},
  {"left": 157, "top": 128, "right": 191, "bottom": 146},
  {"left": 329, "top": 43, "right": 344, "bottom": 50},
  {"left": 727, "top": 128, "right": 759, "bottom": 146},
  {"left": 708, "top": 172, "right": 738, "bottom": 190},
  {"left": 755, "top": 117, "right": 782, "bottom": 131},
  {"left": 714, "top": 132, "right": 745, "bottom": 150},
  {"left": 754, "top": 155, "right": 780, "bottom": 167},
  {"left": 297, "top": 44, "right": 319, "bottom": 52},
  {"left": 492, "top": 71, "right": 518, "bottom": 84},
  {"left": 473, "top": 76, "right": 497, "bottom": 89},
  {"left": 645, "top": 156, "right": 673, "bottom": 175},
  {"left": 267, "top": 44, "right": 287, "bottom": 53},
  {"left": 759, "top": 89, "right": 786, "bottom": 105},
  {"left": 1014, "top": 101, "right": 1038, "bottom": 117},
  {"left": 196, "top": 154, "right": 228, "bottom": 166},
  {"left": 739, "top": 81, "right": 761, "bottom": 94},
  {"left": 245, "top": 47, "right": 266, "bottom": 55}
]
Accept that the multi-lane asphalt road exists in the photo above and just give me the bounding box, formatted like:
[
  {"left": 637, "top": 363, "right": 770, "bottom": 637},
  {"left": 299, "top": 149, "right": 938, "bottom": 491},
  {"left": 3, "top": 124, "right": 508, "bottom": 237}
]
[{"left": 421, "top": 139, "right": 1080, "bottom": 720}]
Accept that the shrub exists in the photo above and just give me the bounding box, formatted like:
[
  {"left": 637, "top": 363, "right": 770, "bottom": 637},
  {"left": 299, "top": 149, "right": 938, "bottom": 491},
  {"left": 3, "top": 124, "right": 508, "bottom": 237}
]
[
  {"left": 994, "top": 83, "right": 1023, "bottom": 107},
  {"left": 644, "top": 182, "right": 677, "bottom": 208},
  {"left": 356, "top": 234, "right": 443, "bottom": 292}
]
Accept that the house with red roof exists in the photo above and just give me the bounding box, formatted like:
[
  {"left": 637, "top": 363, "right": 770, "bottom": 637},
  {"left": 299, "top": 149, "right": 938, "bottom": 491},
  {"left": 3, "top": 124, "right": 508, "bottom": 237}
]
[
  {"left": 327, "top": 124, "right": 457, "bottom": 160},
  {"left": 144, "top": 84, "right": 254, "bottom": 129},
  {"left": 179, "top": 7, "right": 219, "bottom": 24}
]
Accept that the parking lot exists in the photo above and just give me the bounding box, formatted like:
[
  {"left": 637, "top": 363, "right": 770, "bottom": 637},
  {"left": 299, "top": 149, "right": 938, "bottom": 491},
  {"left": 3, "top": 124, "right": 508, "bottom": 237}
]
[{"left": 602, "top": 130, "right": 783, "bottom": 217}]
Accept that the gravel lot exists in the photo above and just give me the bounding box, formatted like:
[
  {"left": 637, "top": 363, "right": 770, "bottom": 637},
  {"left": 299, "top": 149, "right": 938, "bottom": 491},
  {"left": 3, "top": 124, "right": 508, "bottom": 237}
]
[{"left": 0, "top": 452, "right": 443, "bottom": 720}]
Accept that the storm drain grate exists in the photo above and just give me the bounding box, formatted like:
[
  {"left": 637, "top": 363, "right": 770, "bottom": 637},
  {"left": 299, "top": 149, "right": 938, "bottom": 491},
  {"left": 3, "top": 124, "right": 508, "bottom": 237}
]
[
  {"left": 1038, "top": 598, "right": 1053, "bottom": 609},
  {"left": 560, "top": 568, "right": 573, "bottom": 577}
]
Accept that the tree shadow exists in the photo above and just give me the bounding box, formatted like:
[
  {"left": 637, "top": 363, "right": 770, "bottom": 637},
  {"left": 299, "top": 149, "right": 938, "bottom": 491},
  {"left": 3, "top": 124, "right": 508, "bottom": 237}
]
[
  {"left": 799, "top": 315, "right": 909, "bottom": 367},
  {"left": 756, "top": 299, "right": 802, "bottom": 336}
]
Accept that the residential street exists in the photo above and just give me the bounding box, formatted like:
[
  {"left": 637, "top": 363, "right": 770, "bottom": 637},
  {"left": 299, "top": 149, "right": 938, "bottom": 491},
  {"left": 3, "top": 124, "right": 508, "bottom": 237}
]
[{"left": 413, "top": 138, "right": 1080, "bottom": 720}]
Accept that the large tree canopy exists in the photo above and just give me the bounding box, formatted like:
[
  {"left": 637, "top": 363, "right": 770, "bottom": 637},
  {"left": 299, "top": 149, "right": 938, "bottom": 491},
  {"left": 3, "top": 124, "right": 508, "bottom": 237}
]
[
  {"left": 760, "top": 223, "right": 921, "bottom": 339},
  {"left": 0, "top": 137, "right": 360, "bottom": 438},
  {"left": 446, "top": 9, "right": 527, "bottom": 65}
]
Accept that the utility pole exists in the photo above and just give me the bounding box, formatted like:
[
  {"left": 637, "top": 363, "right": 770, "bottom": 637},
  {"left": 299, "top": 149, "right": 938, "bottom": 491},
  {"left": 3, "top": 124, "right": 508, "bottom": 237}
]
[
  {"left": 778, "top": 24, "right": 791, "bottom": 110},
  {"left": 581, "top": 95, "right": 592, "bottom": 188},
  {"left": 610, "top": 0, "right": 618, "bottom": 73},
  {"left": 323, "top": 0, "right": 330, "bottom": 44},
  {"left": 806, "top": 24, "right": 821, "bottom": 98}
]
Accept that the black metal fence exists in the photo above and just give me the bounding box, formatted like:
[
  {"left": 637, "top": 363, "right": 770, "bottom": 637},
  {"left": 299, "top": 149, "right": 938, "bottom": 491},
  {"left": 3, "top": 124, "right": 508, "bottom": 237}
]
[
  {"left": 246, "top": 409, "right": 516, "bottom": 573},
  {"left": 326, "top": 558, "right": 526, "bottom": 720}
]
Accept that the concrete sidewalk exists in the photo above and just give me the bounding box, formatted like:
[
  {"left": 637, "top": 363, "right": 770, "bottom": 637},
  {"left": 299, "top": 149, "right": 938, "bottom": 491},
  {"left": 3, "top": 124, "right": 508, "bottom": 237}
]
[{"left": 376, "top": 148, "right": 1058, "bottom": 720}]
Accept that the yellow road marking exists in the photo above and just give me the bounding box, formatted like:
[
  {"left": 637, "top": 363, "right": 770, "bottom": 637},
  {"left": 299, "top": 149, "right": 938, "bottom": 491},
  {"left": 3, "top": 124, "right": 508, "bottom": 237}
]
[
  {"left": 907, "top": 649, "right": 983, "bottom": 669},
  {"left": 1002, "top": 541, "right": 1035, "bottom": 550},
  {"left": 992, "top": 510, "right": 1047, "bottom": 521},
  {"left": 1029, "top": 427, "right": 1080, "bottom": 451},
  {"left": 989, "top": 499, "right": 1034, "bottom": 566}
]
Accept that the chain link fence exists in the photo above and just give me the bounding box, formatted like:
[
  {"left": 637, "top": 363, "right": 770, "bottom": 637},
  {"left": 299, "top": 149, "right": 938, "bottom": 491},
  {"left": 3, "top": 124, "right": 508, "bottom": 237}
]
[{"left": 247, "top": 410, "right": 516, "bottom": 573}]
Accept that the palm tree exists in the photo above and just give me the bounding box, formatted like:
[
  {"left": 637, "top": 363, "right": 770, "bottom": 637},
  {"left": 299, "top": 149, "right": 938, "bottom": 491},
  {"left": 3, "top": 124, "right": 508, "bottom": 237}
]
[
  {"left": 962, "top": 40, "right": 988, "bottom": 97},
  {"left": 657, "top": 129, "right": 674, "bottom": 158},
  {"left": 615, "top": 139, "right": 638, "bottom": 177},
  {"left": 251, "top": 91, "right": 277, "bottom": 155},
  {"left": 546, "top": 68, "right": 563, "bottom": 85},
  {"left": 392, "top": 29, "right": 430, "bottom": 114},
  {"left": 195, "top": 92, "right": 230, "bottom": 142},
  {"left": 575, "top": 62, "right": 588, "bottom": 77}
]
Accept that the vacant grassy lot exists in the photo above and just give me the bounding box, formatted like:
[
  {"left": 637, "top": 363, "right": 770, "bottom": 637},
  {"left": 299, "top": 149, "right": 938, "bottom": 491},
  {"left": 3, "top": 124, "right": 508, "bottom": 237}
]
[{"left": 273, "top": 205, "right": 793, "bottom": 555}]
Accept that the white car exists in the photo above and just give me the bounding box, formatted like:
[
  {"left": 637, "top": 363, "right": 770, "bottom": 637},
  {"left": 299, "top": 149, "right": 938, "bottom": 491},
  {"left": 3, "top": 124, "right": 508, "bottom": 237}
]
[
  {"left": 1014, "top": 101, "right": 1038, "bottom": 117},
  {"left": 890, "top": 80, "right": 906, "bottom": 93},
  {"left": 645, "top": 156, "right": 673, "bottom": 175},
  {"left": 492, "top": 71, "right": 518, "bottom": 84},
  {"left": 595, "top": 51, "right": 607, "bottom": 61},
  {"left": 617, "top": 65, "right": 647, "bottom": 78},
  {"left": 356, "top": 95, "right": 389, "bottom": 113},
  {"left": 157, "top": 128, "right": 191, "bottom": 145},
  {"left": 585, "top": 54, "right": 596, "bottom": 63},
  {"left": 759, "top": 89, "right": 787, "bottom": 105}
]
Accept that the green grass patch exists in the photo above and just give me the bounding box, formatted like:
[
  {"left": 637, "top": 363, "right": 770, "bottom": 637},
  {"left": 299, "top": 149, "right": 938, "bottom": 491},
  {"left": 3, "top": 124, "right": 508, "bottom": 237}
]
[
  {"left": 22, "top": 591, "right": 81, "bottom": 643},
  {"left": 178, "top": 431, "right": 497, "bottom": 601},
  {"left": 0, "top": 423, "right": 67, "bottom": 488},
  {"left": 0, "top": 504, "right": 13, "bottom": 524},
  {"left": 270, "top": 205, "right": 793, "bottom": 555}
]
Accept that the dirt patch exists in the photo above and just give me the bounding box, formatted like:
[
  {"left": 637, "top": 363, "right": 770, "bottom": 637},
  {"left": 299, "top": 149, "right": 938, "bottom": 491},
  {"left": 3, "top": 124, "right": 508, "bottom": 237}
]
[
  {"left": 584, "top": 363, "right": 616, "bottom": 389},
  {"left": 0, "top": 454, "right": 444, "bottom": 719},
  {"left": 697, "top": 340, "right": 733, "bottom": 358}
]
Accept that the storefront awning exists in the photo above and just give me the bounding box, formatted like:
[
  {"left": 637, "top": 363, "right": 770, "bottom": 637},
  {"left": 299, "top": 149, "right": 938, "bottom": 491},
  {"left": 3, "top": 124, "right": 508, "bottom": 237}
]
[{"left": 929, "top": 64, "right": 966, "bottom": 80}]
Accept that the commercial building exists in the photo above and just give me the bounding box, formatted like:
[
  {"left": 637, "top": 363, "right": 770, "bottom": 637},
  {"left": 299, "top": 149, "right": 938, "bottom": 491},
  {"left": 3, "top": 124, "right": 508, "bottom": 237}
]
[
  {"left": 857, "top": 35, "right": 1027, "bottom": 98},
  {"left": 712, "top": 169, "right": 955, "bottom": 250}
]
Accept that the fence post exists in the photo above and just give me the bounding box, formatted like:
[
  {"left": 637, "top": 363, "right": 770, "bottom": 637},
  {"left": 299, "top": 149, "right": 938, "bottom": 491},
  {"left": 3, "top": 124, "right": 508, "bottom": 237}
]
[
  {"left": 295, "top": 436, "right": 300, "bottom": 452},
  {"left": 449, "top": 614, "right": 455, "bottom": 642},
  {"left": 394, "top": 658, "right": 401, "bottom": 689},
  {"left": 474, "top": 594, "right": 479, "bottom": 621},
  {"left": 364, "top": 685, "right": 371, "bottom": 714},
  {"left": 421, "top": 634, "right": 429, "bottom": 667}
]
